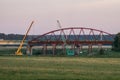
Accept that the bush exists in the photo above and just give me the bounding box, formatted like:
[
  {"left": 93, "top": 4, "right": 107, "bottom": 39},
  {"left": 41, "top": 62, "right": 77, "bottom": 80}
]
[
  {"left": 99, "top": 48, "right": 105, "bottom": 55},
  {"left": 112, "top": 33, "right": 120, "bottom": 51}
]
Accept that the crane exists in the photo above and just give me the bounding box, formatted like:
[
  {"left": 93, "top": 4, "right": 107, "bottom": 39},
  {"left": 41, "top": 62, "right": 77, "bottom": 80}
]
[
  {"left": 57, "top": 20, "right": 66, "bottom": 44},
  {"left": 15, "top": 21, "right": 34, "bottom": 55},
  {"left": 57, "top": 20, "right": 74, "bottom": 56}
]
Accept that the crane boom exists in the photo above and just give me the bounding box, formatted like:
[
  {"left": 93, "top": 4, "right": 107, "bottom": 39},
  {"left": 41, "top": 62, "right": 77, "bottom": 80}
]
[
  {"left": 57, "top": 20, "right": 74, "bottom": 56},
  {"left": 15, "top": 21, "right": 34, "bottom": 55},
  {"left": 57, "top": 20, "right": 66, "bottom": 43},
  {"left": 57, "top": 20, "right": 62, "bottom": 28}
]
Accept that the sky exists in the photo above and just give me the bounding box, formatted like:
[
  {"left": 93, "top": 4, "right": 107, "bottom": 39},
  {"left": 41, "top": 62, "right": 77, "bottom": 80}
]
[{"left": 0, "top": 0, "right": 120, "bottom": 35}]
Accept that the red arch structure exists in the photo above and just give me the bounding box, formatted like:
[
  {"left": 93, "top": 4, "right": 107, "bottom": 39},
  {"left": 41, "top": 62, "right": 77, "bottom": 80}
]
[
  {"left": 27, "top": 27, "right": 114, "bottom": 55},
  {"left": 29, "top": 27, "right": 114, "bottom": 45}
]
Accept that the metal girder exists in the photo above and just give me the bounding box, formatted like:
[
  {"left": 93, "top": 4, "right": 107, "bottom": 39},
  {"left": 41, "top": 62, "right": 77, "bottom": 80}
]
[{"left": 28, "top": 27, "right": 114, "bottom": 46}]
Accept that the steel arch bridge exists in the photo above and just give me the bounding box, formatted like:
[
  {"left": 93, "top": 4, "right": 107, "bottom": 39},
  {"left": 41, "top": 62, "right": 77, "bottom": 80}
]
[
  {"left": 27, "top": 27, "right": 114, "bottom": 55},
  {"left": 29, "top": 27, "right": 114, "bottom": 45}
]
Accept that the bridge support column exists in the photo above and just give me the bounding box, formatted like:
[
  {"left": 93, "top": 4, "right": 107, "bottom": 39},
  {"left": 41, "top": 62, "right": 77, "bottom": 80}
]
[
  {"left": 72, "top": 44, "right": 76, "bottom": 55},
  {"left": 76, "top": 44, "right": 81, "bottom": 55},
  {"left": 52, "top": 44, "right": 56, "bottom": 56},
  {"left": 62, "top": 44, "right": 66, "bottom": 55},
  {"left": 88, "top": 44, "right": 92, "bottom": 54},
  {"left": 71, "top": 44, "right": 75, "bottom": 50},
  {"left": 80, "top": 44, "right": 83, "bottom": 51},
  {"left": 98, "top": 44, "right": 102, "bottom": 50},
  {"left": 26, "top": 45, "right": 33, "bottom": 55},
  {"left": 43, "top": 44, "right": 47, "bottom": 55}
]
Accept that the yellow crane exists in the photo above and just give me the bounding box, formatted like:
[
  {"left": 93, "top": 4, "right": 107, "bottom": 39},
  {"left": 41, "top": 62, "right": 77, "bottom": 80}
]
[{"left": 15, "top": 21, "right": 34, "bottom": 55}]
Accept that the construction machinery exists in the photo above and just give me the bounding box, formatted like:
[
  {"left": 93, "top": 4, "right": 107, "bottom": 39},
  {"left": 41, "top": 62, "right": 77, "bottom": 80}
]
[
  {"left": 57, "top": 20, "right": 74, "bottom": 56},
  {"left": 15, "top": 21, "right": 34, "bottom": 55}
]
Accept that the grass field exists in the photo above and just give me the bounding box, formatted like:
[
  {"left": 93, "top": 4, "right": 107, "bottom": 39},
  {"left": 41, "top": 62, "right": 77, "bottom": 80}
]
[{"left": 0, "top": 56, "right": 120, "bottom": 80}]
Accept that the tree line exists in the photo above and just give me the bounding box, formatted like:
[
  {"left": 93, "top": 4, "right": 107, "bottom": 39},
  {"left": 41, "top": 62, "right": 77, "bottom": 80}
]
[{"left": 0, "top": 33, "right": 34, "bottom": 40}]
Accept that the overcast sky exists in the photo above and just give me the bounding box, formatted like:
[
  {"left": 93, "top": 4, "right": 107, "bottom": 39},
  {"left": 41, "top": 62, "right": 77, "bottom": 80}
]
[{"left": 0, "top": 0, "right": 120, "bottom": 34}]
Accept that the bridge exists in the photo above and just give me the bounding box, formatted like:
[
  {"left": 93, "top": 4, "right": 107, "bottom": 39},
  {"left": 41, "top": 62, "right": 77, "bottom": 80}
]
[{"left": 27, "top": 27, "right": 114, "bottom": 55}]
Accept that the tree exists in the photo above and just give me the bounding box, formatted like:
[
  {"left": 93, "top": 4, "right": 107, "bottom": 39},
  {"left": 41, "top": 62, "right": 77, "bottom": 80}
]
[
  {"left": 99, "top": 48, "right": 105, "bottom": 55},
  {"left": 0, "top": 33, "right": 5, "bottom": 40},
  {"left": 112, "top": 33, "right": 120, "bottom": 51}
]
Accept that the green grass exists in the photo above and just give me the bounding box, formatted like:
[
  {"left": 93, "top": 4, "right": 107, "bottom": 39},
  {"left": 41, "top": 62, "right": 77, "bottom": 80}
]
[{"left": 0, "top": 56, "right": 120, "bottom": 80}]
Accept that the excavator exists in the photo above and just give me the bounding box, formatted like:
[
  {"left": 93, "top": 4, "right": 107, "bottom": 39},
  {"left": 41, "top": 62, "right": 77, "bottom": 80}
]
[{"left": 15, "top": 21, "right": 34, "bottom": 55}]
